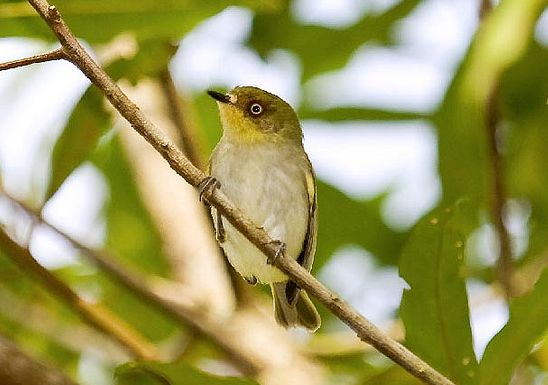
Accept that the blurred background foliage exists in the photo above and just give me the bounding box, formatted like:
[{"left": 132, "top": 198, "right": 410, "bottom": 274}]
[{"left": 0, "top": 0, "right": 547, "bottom": 384}]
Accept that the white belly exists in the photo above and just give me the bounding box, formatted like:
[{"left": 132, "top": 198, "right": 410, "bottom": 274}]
[{"left": 210, "top": 141, "right": 309, "bottom": 283}]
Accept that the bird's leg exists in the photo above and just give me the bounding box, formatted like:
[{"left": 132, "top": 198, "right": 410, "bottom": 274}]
[
  {"left": 266, "top": 240, "right": 286, "bottom": 265},
  {"left": 244, "top": 276, "right": 258, "bottom": 285},
  {"left": 216, "top": 209, "right": 226, "bottom": 243},
  {"left": 198, "top": 176, "right": 221, "bottom": 205}
]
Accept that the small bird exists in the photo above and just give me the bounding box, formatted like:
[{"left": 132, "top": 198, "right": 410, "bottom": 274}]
[{"left": 204, "top": 86, "right": 320, "bottom": 331}]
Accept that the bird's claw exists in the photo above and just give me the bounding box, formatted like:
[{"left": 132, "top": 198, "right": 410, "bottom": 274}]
[
  {"left": 244, "top": 275, "right": 258, "bottom": 285},
  {"left": 198, "top": 176, "right": 221, "bottom": 204},
  {"left": 216, "top": 211, "right": 226, "bottom": 243},
  {"left": 267, "top": 240, "right": 286, "bottom": 265}
]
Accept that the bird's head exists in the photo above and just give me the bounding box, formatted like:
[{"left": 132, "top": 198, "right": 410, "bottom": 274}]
[{"left": 208, "top": 86, "right": 302, "bottom": 144}]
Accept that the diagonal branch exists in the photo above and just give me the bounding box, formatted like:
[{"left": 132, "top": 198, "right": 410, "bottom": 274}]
[
  {"left": 0, "top": 227, "right": 159, "bottom": 361},
  {"left": 20, "top": 1, "right": 455, "bottom": 384},
  {"left": 480, "top": 0, "right": 515, "bottom": 300},
  {"left": 0, "top": 48, "right": 66, "bottom": 71},
  {"left": 159, "top": 68, "right": 206, "bottom": 170},
  {"left": 0, "top": 334, "right": 78, "bottom": 385}
]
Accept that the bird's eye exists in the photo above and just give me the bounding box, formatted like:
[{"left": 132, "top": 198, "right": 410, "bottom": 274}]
[{"left": 250, "top": 103, "right": 263, "bottom": 115}]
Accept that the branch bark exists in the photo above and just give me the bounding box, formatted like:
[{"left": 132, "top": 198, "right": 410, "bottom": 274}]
[
  {"left": 0, "top": 334, "right": 78, "bottom": 385},
  {"left": 159, "top": 68, "right": 206, "bottom": 170},
  {"left": 0, "top": 48, "right": 66, "bottom": 71},
  {"left": 17, "top": 1, "right": 455, "bottom": 384},
  {"left": 0, "top": 227, "right": 159, "bottom": 361},
  {"left": 480, "top": 0, "right": 515, "bottom": 299}
]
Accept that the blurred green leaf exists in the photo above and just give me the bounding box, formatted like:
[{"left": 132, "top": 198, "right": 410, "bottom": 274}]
[
  {"left": 115, "top": 361, "right": 258, "bottom": 385},
  {"left": 91, "top": 136, "right": 176, "bottom": 340},
  {"left": 434, "top": 0, "right": 546, "bottom": 204},
  {"left": 501, "top": 42, "right": 548, "bottom": 262},
  {"left": 315, "top": 181, "right": 406, "bottom": 270},
  {"left": 192, "top": 89, "right": 225, "bottom": 154},
  {"left": 46, "top": 87, "right": 111, "bottom": 200},
  {"left": 92, "top": 135, "right": 169, "bottom": 275},
  {"left": 361, "top": 365, "right": 423, "bottom": 385},
  {"left": 299, "top": 107, "right": 428, "bottom": 122},
  {"left": 0, "top": 0, "right": 283, "bottom": 43},
  {"left": 479, "top": 270, "right": 548, "bottom": 385},
  {"left": 248, "top": 0, "right": 420, "bottom": 80},
  {"left": 107, "top": 39, "right": 177, "bottom": 84},
  {"left": 399, "top": 202, "right": 478, "bottom": 385}
]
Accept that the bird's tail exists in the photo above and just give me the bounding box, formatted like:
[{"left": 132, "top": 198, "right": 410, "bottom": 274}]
[{"left": 271, "top": 282, "right": 321, "bottom": 332}]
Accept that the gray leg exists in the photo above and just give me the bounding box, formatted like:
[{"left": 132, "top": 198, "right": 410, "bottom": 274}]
[
  {"left": 216, "top": 209, "right": 225, "bottom": 243},
  {"left": 244, "top": 276, "right": 258, "bottom": 285},
  {"left": 198, "top": 176, "right": 220, "bottom": 204},
  {"left": 267, "top": 240, "right": 286, "bottom": 265}
]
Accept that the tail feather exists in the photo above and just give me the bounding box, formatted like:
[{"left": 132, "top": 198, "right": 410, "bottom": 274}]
[{"left": 271, "top": 282, "right": 321, "bottom": 332}]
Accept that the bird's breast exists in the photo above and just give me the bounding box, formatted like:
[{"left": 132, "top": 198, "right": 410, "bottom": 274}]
[{"left": 209, "top": 140, "right": 310, "bottom": 282}]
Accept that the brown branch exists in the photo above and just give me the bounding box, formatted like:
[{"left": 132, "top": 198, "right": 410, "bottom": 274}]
[
  {"left": 480, "top": 1, "right": 515, "bottom": 299},
  {"left": 20, "top": 1, "right": 455, "bottom": 384},
  {"left": 0, "top": 48, "right": 66, "bottom": 71},
  {"left": 159, "top": 68, "right": 206, "bottom": 170},
  {"left": 485, "top": 85, "right": 514, "bottom": 298},
  {"left": 0, "top": 227, "right": 159, "bottom": 361},
  {"left": 0, "top": 334, "right": 78, "bottom": 385},
  {"left": 479, "top": 0, "right": 492, "bottom": 19}
]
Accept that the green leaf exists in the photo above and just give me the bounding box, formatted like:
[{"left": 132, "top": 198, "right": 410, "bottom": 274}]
[
  {"left": 501, "top": 42, "right": 548, "bottom": 263},
  {"left": 0, "top": 0, "right": 283, "bottom": 43},
  {"left": 399, "top": 202, "right": 478, "bottom": 385},
  {"left": 248, "top": 0, "right": 420, "bottom": 80},
  {"left": 315, "top": 181, "right": 406, "bottom": 270},
  {"left": 107, "top": 39, "right": 177, "bottom": 84},
  {"left": 299, "top": 107, "right": 428, "bottom": 122},
  {"left": 433, "top": 0, "right": 546, "bottom": 204},
  {"left": 46, "top": 87, "right": 111, "bottom": 200},
  {"left": 91, "top": 136, "right": 176, "bottom": 340},
  {"left": 91, "top": 135, "right": 169, "bottom": 276},
  {"left": 115, "top": 361, "right": 258, "bottom": 385},
  {"left": 479, "top": 270, "right": 548, "bottom": 385}
]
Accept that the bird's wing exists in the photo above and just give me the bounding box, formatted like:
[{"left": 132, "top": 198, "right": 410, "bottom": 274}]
[
  {"left": 299, "top": 157, "right": 318, "bottom": 272},
  {"left": 285, "top": 155, "right": 318, "bottom": 304}
]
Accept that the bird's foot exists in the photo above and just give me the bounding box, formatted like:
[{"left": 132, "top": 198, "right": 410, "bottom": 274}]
[
  {"left": 198, "top": 176, "right": 221, "bottom": 205},
  {"left": 266, "top": 240, "right": 286, "bottom": 265},
  {"left": 244, "top": 275, "right": 258, "bottom": 285},
  {"left": 216, "top": 210, "right": 226, "bottom": 243}
]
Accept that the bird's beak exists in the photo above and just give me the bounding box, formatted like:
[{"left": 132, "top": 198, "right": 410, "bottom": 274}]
[{"left": 207, "top": 90, "right": 231, "bottom": 104}]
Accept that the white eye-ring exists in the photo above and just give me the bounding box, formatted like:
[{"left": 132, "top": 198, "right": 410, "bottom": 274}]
[{"left": 250, "top": 103, "right": 263, "bottom": 115}]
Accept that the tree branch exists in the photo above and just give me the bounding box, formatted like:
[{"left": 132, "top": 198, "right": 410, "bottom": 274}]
[
  {"left": 0, "top": 48, "right": 66, "bottom": 71},
  {"left": 159, "top": 68, "right": 206, "bottom": 170},
  {"left": 480, "top": 0, "right": 515, "bottom": 299},
  {"left": 19, "top": 1, "right": 455, "bottom": 384},
  {"left": 0, "top": 227, "right": 159, "bottom": 361},
  {"left": 0, "top": 334, "right": 78, "bottom": 385}
]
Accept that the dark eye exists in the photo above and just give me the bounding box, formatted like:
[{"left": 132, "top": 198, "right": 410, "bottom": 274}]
[{"left": 250, "top": 103, "right": 263, "bottom": 115}]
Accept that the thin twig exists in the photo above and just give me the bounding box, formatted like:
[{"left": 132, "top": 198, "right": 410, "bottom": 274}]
[
  {"left": 480, "top": 0, "right": 514, "bottom": 299},
  {"left": 0, "top": 228, "right": 159, "bottom": 361},
  {"left": 479, "top": 0, "right": 492, "bottom": 19},
  {"left": 21, "top": 1, "right": 455, "bottom": 384},
  {"left": 159, "top": 68, "right": 205, "bottom": 170},
  {"left": 0, "top": 48, "right": 66, "bottom": 71}
]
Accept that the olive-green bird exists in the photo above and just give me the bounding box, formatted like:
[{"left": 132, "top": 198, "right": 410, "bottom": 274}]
[{"left": 205, "top": 86, "right": 320, "bottom": 331}]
